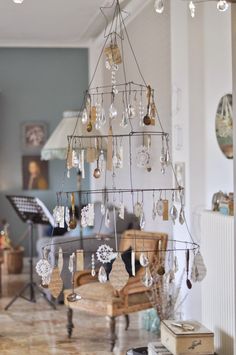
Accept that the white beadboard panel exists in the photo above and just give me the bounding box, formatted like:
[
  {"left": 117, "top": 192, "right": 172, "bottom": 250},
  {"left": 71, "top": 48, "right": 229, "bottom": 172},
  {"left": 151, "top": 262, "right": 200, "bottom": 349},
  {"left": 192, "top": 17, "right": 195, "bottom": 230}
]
[{"left": 201, "top": 210, "right": 234, "bottom": 355}]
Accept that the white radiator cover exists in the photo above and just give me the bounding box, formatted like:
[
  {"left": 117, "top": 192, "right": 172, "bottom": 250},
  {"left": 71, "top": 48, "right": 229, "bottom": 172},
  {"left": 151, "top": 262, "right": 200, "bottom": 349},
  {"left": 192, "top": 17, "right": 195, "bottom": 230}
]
[{"left": 201, "top": 210, "right": 235, "bottom": 355}]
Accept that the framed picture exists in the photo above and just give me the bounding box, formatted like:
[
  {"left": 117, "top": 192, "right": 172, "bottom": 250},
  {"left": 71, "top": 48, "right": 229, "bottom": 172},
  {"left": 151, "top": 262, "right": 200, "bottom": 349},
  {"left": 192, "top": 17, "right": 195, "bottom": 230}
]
[
  {"left": 22, "top": 156, "right": 49, "bottom": 190},
  {"left": 174, "top": 162, "right": 185, "bottom": 204},
  {"left": 21, "top": 122, "right": 48, "bottom": 152}
]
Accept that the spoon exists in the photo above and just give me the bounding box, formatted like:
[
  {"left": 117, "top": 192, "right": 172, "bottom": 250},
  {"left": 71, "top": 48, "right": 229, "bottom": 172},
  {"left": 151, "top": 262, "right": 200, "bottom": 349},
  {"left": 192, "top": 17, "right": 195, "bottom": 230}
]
[
  {"left": 69, "top": 193, "right": 77, "bottom": 230},
  {"left": 186, "top": 249, "right": 192, "bottom": 289},
  {"left": 87, "top": 120, "right": 92, "bottom": 132},
  {"left": 143, "top": 85, "right": 152, "bottom": 126},
  {"left": 157, "top": 240, "right": 165, "bottom": 276},
  {"left": 93, "top": 159, "right": 101, "bottom": 179}
]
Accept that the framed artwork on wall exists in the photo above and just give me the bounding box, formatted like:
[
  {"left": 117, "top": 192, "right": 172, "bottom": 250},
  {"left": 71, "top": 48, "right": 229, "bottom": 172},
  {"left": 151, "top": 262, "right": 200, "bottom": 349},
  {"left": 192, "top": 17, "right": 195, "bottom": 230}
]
[
  {"left": 22, "top": 156, "right": 49, "bottom": 190},
  {"left": 21, "top": 122, "right": 48, "bottom": 152}
]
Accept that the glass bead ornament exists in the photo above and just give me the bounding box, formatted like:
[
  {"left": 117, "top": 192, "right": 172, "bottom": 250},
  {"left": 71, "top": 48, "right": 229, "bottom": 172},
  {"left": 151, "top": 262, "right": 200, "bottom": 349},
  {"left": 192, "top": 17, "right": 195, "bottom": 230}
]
[
  {"left": 105, "top": 208, "right": 110, "bottom": 228},
  {"left": 109, "top": 103, "right": 118, "bottom": 119},
  {"left": 142, "top": 267, "right": 153, "bottom": 288},
  {"left": 96, "top": 244, "right": 114, "bottom": 264},
  {"left": 98, "top": 266, "right": 107, "bottom": 283},
  {"left": 82, "top": 108, "right": 88, "bottom": 124},
  {"left": 91, "top": 254, "right": 96, "bottom": 277},
  {"left": 217, "top": 0, "right": 229, "bottom": 12},
  {"left": 120, "top": 111, "right": 128, "bottom": 128},
  {"left": 139, "top": 252, "right": 149, "bottom": 268},
  {"left": 154, "top": 0, "right": 164, "bottom": 14}
]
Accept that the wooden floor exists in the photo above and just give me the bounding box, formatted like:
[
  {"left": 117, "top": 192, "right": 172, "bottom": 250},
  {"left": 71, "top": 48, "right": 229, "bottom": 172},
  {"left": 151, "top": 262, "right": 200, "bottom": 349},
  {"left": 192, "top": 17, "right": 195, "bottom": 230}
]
[{"left": 0, "top": 259, "right": 157, "bottom": 355}]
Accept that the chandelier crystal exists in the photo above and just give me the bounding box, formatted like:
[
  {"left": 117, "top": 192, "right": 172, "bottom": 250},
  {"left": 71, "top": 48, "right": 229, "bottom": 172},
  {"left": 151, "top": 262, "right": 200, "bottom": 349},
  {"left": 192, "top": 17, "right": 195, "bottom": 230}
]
[
  {"left": 217, "top": 0, "right": 229, "bottom": 11},
  {"left": 154, "top": 0, "right": 165, "bottom": 14}
]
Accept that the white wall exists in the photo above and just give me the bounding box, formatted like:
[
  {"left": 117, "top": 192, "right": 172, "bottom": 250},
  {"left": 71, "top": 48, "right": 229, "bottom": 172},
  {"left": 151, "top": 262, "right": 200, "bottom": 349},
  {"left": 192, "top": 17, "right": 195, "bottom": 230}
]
[
  {"left": 171, "top": 1, "right": 233, "bottom": 320},
  {"left": 232, "top": 5, "right": 236, "bottom": 354}
]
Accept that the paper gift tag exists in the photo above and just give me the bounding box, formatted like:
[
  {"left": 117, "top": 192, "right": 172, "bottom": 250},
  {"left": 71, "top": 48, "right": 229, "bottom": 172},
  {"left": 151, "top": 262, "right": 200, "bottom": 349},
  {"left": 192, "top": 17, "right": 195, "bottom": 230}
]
[
  {"left": 48, "top": 267, "right": 63, "bottom": 298},
  {"left": 162, "top": 200, "right": 169, "bottom": 221},
  {"left": 76, "top": 250, "right": 84, "bottom": 271},
  {"left": 107, "top": 127, "right": 113, "bottom": 171},
  {"left": 109, "top": 255, "right": 129, "bottom": 291}
]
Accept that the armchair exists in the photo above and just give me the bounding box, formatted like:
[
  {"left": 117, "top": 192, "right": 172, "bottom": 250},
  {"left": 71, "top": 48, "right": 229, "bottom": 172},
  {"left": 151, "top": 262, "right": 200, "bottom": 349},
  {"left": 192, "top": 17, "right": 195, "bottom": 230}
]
[{"left": 64, "top": 230, "right": 168, "bottom": 351}]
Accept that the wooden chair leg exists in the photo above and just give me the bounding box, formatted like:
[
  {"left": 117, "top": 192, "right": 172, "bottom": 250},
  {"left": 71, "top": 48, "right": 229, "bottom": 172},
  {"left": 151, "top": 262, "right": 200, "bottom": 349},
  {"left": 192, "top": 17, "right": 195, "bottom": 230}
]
[
  {"left": 125, "top": 314, "right": 130, "bottom": 331},
  {"left": 109, "top": 316, "right": 116, "bottom": 352},
  {"left": 67, "top": 308, "right": 74, "bottom": 339}
]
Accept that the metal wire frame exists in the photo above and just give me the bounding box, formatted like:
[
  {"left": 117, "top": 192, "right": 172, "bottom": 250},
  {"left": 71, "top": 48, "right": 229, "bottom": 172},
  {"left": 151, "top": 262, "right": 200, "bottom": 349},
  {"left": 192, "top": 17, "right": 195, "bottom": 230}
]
[{"left": 42, "top": 235, "right": 200, "bottom": 257}]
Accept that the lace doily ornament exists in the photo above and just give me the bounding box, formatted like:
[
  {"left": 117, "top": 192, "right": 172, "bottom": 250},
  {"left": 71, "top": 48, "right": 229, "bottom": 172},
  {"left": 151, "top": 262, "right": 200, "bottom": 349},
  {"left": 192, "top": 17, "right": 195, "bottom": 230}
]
[
  {"left": 36, "top": 258, "right": 52, "bottom": 278},
  {"left": 81, "top": 204, "right": 95, "bottom": 228},
  {"left": 96, "top": 244, "right": 114, "bottom": 264}
]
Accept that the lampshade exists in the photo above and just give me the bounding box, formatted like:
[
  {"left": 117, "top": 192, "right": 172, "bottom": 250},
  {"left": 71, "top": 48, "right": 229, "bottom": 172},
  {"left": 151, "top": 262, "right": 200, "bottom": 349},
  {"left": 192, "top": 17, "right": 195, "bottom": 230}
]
[{"left": 41, "top": 111, "right": 106, "bottom": 160}]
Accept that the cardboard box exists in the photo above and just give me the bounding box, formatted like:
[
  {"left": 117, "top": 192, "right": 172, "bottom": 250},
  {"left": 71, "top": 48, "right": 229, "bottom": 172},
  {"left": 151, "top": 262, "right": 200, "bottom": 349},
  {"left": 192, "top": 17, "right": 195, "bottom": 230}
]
[{"left": 161, "top": 320, "right": 214, "bottom": 355}]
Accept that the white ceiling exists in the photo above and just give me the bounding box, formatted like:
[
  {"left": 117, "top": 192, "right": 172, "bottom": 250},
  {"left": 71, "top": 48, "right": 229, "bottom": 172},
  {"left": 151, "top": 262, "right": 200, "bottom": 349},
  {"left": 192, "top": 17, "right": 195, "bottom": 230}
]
[{"left": 0, "top": 0, "right": 147, "bottom": 47}]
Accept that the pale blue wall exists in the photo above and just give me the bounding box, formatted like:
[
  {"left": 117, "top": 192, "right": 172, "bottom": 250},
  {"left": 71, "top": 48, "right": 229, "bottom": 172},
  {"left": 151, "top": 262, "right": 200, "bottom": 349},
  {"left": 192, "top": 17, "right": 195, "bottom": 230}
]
[{"left": 0, "top": 48, "right": 89, "bottom": 254}]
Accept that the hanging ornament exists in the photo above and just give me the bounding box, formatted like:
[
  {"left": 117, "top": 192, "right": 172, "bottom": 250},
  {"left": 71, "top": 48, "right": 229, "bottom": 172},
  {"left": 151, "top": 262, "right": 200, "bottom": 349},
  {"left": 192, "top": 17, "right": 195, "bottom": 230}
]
[
  {"left": 186, "top": 249, "right": 192, "bottom": 289},
  {"left": 48, "top": 267, "right": 63, "bottom": 299},
  {"left": 65, "top": 206, "right": 70, "bottom": 231},
  {"left": 98, "top": 265, "right": 107, "bottom": 283},
  {"left": 101, "top": 203, "right": 106, "bottom": 216},
  {"left": 69, "top": 193, "right": 77, "bottom": 230},
  {"left": 91, "top": 253, "right": 96, "bottom": 277},
  {"left": 96, "top": 244, "right": 114, "bottom": 264},
  {"left": 142, "top": 267, "right": 153, "bottom": 288},
  {"left": 191, "top": 251, "right": 207, "bottom": 282},
  {"left": 136, "top": 145, "right": 151, "bottom": 169},
  {"left": 109, "top": 102, "right": 118, "bottom": 119},
  {"left": 134, "top": 201, "right": 143, "bottom": 218},
  {"left": 179, "top": 206, "right": 185, "bottom": 225},
  {"left": 139, "top": 253, "right": 149, "bottom": 268},
  {"left": 120, "top": 111, "right": 128, "bottom": 128},
  {"left": 109, "top": 255, "right": 129, "bottom": 291},
  {"left": 118, "top": 202, "right": 125, "bottom": 220},
  {"left": 58, "top": 247, "right": 64, "bottom": 275},
  {"left": 76, "top": 250, "right": 84, "bottom": 271},
  {"left": 36, "top": 256, "right": 52, "bottom": 280},
  {"left": 105, "top": 208, "right": 110, "bottom": 228},
  {"left": 82, "top": 108, "right": 88, "bottom": 124},
  {"left": 169, "top": 192, "right": 178, "bottom": 224}
]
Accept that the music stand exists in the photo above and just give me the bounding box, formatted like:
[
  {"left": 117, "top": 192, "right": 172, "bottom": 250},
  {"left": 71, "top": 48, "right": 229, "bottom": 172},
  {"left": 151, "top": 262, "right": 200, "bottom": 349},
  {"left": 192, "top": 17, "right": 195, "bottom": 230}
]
[{"left": 4, "top": 195, "right": 56, "bottom": 310}]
